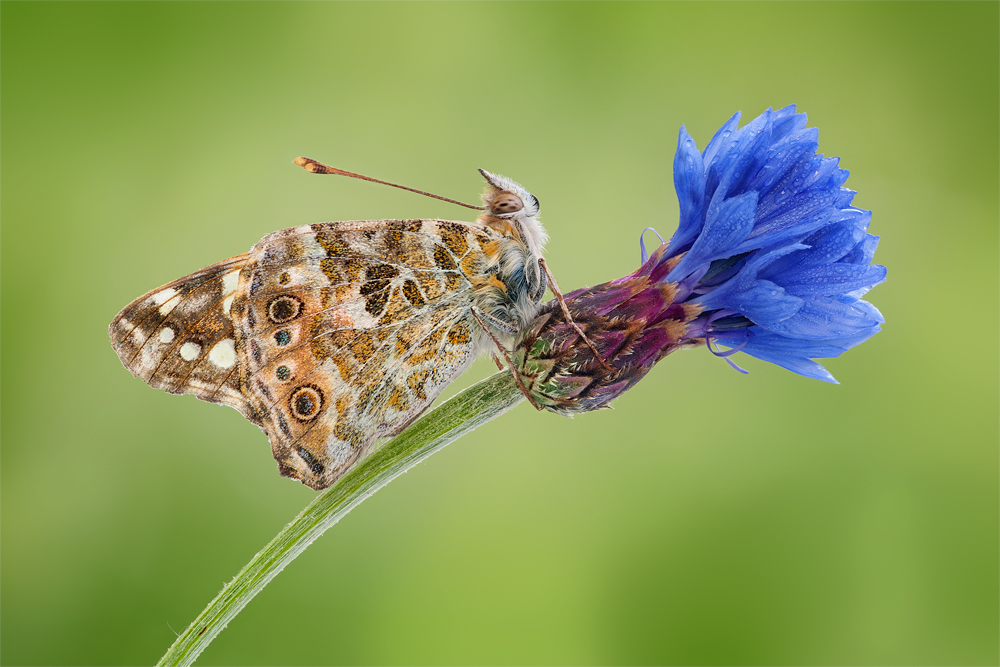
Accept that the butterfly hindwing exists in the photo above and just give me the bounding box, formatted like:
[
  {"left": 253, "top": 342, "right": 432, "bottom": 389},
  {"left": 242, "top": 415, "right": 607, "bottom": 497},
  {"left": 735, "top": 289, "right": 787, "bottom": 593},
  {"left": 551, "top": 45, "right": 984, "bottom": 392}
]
[
  {"left": 232, "top": 219, "right": 497, "bottom": 489},
  {"left": 109, "top": 254, "right": 256, "bottom": 420}
]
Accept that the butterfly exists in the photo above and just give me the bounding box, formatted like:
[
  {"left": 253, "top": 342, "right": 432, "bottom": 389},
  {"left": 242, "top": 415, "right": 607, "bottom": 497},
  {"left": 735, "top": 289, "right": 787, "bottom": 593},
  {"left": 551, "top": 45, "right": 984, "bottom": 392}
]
[{"left": 109, "top": 158, "right": 597, "bottom": 490}]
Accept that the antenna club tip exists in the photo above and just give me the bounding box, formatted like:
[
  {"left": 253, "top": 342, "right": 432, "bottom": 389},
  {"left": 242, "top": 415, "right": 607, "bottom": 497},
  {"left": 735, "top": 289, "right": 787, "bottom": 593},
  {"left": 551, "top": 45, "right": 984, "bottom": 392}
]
[{"left": 295, "top": 156, "right": 323, "bottom": 172}]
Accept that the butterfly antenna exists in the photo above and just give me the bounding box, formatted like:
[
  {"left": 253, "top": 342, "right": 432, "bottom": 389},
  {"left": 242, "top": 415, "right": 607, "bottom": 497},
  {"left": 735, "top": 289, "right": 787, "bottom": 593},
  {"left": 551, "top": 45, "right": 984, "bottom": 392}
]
[{"left": 294, "top": 157, "right": 487, "bottom": 211}]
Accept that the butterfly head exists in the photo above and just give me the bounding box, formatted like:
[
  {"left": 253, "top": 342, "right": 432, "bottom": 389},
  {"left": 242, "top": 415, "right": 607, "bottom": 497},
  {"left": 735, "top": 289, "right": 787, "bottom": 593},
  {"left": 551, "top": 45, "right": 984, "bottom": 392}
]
[{"left": 477, "top": 169, "right": 547, "bottom": 254}]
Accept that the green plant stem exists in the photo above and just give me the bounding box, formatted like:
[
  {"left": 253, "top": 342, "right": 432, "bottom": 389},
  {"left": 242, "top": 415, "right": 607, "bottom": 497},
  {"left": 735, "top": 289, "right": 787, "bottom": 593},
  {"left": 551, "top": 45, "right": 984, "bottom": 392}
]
[{"left": 157, "top": 371, "right": 523, "bottom": 667}]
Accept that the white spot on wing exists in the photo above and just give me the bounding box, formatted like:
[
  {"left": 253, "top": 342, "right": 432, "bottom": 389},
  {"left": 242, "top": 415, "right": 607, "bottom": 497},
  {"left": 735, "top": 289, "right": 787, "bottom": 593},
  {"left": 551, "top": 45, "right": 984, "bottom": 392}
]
[
  {"left": 159, "top": 327, "right": 175, "bottom": 343},
  {"left": 151, "top": 288, "right": 177, "bottom": 305},
  {"left": 129, "top": 325, "right": 145, "bottom": 346},
  {"left": 222, "top": 270, "right": 240, "bottom": 295},
  {"left": 208, "top": 339, "right": 237, "bottom": 369},
  {"left": 179, "top": 342, "right": 201, "bottom": 361},
  {"left": 159, "top": 294, "right": 182, "bottom": 316},
  {"left": 222, "top": 294, "right": 235, "bottom": 314}
]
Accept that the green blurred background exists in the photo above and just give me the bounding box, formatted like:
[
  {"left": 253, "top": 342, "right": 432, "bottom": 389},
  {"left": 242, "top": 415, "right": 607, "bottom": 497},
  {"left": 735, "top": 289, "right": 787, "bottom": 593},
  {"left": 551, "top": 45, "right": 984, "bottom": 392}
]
[{"left": 2, "top": 2, "right": 997, "bottom": 665}]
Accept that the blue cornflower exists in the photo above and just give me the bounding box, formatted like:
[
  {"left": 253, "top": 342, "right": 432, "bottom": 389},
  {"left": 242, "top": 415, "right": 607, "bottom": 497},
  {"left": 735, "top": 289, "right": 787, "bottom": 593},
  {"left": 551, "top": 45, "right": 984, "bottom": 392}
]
[{"left": 514, "top": 106, "right": 886, "bottom": 414}]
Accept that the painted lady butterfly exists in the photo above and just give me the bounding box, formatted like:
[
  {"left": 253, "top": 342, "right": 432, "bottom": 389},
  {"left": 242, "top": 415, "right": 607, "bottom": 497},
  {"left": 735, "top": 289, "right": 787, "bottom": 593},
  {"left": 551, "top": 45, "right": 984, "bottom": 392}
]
[{"left": 110, "top": 158, "right": 588, "bottom": 490}]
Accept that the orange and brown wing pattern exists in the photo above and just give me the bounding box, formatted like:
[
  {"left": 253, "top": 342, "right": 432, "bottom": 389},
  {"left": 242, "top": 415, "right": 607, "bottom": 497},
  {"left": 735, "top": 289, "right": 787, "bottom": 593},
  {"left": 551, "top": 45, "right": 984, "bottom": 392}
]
[
  {"left": 232, "top": 219, "right": 500, "bottom": 489},
  {"left": 108, "top": 254, "right": 255, "bottom": 420}
]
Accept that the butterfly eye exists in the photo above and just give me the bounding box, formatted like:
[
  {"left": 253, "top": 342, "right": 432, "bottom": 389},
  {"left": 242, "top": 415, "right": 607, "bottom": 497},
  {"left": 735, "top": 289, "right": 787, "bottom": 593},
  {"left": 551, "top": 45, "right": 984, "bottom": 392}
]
[{"left": 490, "top": 193, "right": 524, "bottom": 215}]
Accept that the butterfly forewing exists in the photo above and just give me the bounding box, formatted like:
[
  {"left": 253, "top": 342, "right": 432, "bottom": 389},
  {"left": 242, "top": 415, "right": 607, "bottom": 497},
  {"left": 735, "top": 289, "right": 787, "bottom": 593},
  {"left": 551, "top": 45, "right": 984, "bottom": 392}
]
[
  {"left": 109, "top": 254, "right": 255, "bottom": 420},
  {"left": 232, "top": 219, "right": 499, "bottom": 489}
]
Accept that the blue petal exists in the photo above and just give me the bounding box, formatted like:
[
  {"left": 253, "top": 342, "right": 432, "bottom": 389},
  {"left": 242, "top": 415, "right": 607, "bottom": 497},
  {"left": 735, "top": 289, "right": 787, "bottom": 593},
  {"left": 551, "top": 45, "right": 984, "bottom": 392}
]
[
  {"left": 835, "top": 186, "right": 856, "bottom": 208},
  {"left": 765, "top": 295, "right": 882, "bottom": 339},
  {"left": 754, "top": 150, "right": 840, "bottom": 222},
  {"left": 746, "top": 349, "right": 839, "bottom": 383},
  {"left": 716, "top": 326, "right": 880, "bottom": 358},
  {"left": 666, "top": 125, "right": 706, "bottom": 256},
  {"left": 760, "top": 219, "right": 868, "bottom": 278},
  {"left": 770, "top": 105, "right": 808, "bottom": 143},
  {"left": 841, "top": 234, "right": 879, "bottom": 265},
  {"left": 706, "top": 108, "right": 773, "bottom": 202},
  {"left": 804, "top": 156, "right": 843, "bottom": 192},
  {"left": 781, "top": 263, "right": 887, "bottom": 296},
  {"left": 754, "top": 150, "right": 821, "bottom": 217},
  {"left": 696, "top": 244, "right": 806, "bottom": 325},
  {"left": 701, "top": 111, "right": 741, "bottom": 182},
  {"left": 847, "top": 298, "right": 885, "bottom": 324},
  {"left": 735, "top": 188, "right": 839, "bottom": 253},
  {"left": 710, "top": 329, "right": 837, "bottom": 382},
  {"left": 746, "top": 128, "right": 819, "bottom": 200},
  {"left": 667, "top": 190, "right": 757, "bottom": 281},
  {"left": 713, "top": 324, "right": 883, "bottom": 383},
  {"left": 720, "top": 281, "right": 803, "bottom": 326}
]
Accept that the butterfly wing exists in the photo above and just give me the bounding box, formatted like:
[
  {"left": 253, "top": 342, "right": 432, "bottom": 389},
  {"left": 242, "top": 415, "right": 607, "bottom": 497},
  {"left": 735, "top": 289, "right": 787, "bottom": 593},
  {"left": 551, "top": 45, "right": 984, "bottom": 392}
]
[
  {"left": 234, "top": 219, "right": 500, "bottom": 490},
  {"left": 109, "top": 253, "right": 257, "bottom": 421}
]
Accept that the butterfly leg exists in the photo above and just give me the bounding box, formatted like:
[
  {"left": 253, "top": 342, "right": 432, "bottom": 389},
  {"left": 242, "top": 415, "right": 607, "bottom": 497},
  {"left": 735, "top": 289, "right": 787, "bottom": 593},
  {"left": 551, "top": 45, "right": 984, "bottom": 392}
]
[
  {"left": 469, "top": 305, "right": 519, "bottom": 335},
  {"left": 538, "top": 258, "right": 614, "bottom": 371},
  {"left": 528, "top": 259, "right": 548, "bottom": 303},
  {"left": 469, "top": 307, "right": 543, "bottom": 411}
]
